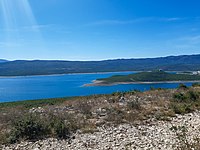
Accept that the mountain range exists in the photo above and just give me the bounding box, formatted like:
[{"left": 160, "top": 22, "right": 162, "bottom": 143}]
[
  {"left": 0, "top": 59, "right": 8, "bottom": 63},
  {"left": 0, "top": 54, "right": 200, "bottom": 76}
]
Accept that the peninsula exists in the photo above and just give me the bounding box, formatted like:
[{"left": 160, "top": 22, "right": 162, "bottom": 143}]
[{"left": 86, "top": 71, "right": 200, "bottom": 86}]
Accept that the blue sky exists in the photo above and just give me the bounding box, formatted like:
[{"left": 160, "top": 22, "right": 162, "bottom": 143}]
[{"left": 0, "top": 0, "right": 200, "bottom": 60}]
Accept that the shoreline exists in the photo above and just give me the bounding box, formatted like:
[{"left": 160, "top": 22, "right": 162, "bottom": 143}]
[{"left": 83, "top": 80, "right": 200, "bottom": 87}]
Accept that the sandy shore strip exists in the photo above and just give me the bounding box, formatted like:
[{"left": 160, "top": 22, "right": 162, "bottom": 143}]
[{"left": 83, "top": 80, "right": 200, "bottom": 87}]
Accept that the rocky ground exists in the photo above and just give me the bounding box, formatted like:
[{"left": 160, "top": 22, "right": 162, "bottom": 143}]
[{"left": 3, "top": 111, "right": 200, "bottom": 150}]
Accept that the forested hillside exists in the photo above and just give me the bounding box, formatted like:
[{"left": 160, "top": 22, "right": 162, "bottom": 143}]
[{"left": 0, "top": 54, "right": 200, "bottom": 76}]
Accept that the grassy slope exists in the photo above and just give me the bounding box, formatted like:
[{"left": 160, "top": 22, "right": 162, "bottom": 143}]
[
  {"left": 97, "top": 71, "right": 200, "bottom": 83},
  {"left": 0, "top": 97, "right": 71, "bottom": 109}
]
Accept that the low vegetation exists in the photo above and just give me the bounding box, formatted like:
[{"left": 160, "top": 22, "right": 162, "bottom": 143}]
[{"left": 1, "top": 83, "right": 200, "bottom": 148}]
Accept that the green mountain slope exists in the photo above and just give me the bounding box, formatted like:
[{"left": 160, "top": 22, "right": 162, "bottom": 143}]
[{"left": 0, "top": 54, "right": 200, "bottom": 76}]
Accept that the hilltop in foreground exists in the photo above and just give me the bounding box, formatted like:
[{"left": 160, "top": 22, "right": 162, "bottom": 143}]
[{"left": 1, "top": 84, "right": 200, "bottom": 149}]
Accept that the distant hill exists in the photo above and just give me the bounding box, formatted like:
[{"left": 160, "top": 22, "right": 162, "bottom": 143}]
[
  {"left": 0, "top": 54, "right": 200, "bottom": 76},
  {"left": 0, "top": 59, "right": 8, "bottom": 63},
  {"left": 96, "top": 71, "right": 200, "bottom": 84}
]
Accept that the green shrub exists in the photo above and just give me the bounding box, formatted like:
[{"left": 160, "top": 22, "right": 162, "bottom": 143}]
[
  {"left": 8, "top": 113, "right": 75, "bottom": 143},
  {"left": 170, "top": 103, "right": 185, "bottom": 114},
  {"left": 9, "top": 114, "right": 47, "bottom": 143},
  {"left": 178, "top": 83, "right": 188, "bottom": 90},
  {"left": 187, "top": 91, "right": 200, "bottom": 101},
  {"left": 170, "top": 103, "right": 194, "bottom": 114},
  {"left": 173, "top": 93, "right": 187, "bottom": 102},
  {"left": 171, "top": 90, "right": 200, "bottom": 114},
  {"left": 173, "top": 91, "right": 200, "bottom": 102},
  {"left": 50, "top": 118, "right": 70, "bottom": 139}
]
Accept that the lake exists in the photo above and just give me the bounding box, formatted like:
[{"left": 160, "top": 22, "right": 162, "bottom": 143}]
[{"left": 0, "top": 72, "right": 194, "bottom": 102}]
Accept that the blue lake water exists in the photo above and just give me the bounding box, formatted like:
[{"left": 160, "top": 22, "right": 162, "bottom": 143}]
[{"left": 0, "top": 72, "right": 194, "bottom": 103}]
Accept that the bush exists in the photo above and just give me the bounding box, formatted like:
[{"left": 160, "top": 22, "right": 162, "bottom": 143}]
[
  {"left": 8, "top": 113, "right": 75, "bottom": 143},
  {"left": 187, "top": 91, "right": 200, "bottom": 101},
  {"left": 171, "top": 90, "right": 200, "bottom": 114},
  {"left": 178, "top": 83, "right": 188, "bottom": 90},
  {"left": 9, "top": 114, "right": 47, "bottom": 143},
  {"left": 170, "top": 103, "right": 185, "bottom": 114},
  {"left": 170, "top": 102, "right": 194, "bottom": 114},
  {"left": 49, "top": 116, "right": 70, "bottom": 139},
  {"left": 173, "top": 93, "right": 187, "bottom": 102},
  {"left": 173, "top": 91, "right": 200, "bottom": 102}
]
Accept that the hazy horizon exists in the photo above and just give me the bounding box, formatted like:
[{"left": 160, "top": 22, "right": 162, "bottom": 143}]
[{"left": 0, "top": 53, "right": 199, "bottom": 61}]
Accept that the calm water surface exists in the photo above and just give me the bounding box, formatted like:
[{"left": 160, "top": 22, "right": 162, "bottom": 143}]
[{"left": 0, "top": 72, "right": 193, "bottom": 102}]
